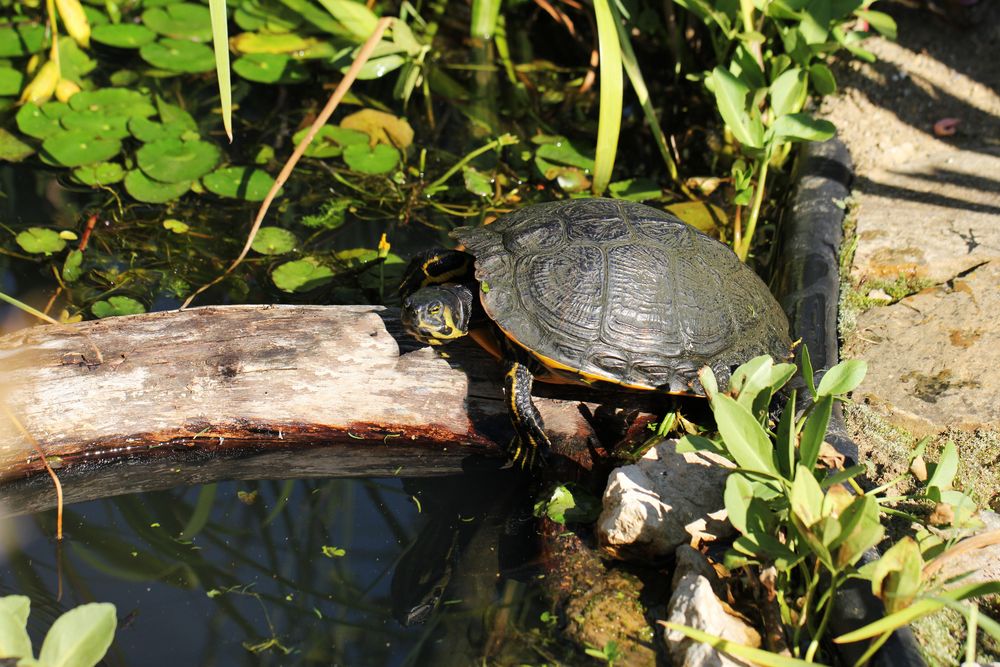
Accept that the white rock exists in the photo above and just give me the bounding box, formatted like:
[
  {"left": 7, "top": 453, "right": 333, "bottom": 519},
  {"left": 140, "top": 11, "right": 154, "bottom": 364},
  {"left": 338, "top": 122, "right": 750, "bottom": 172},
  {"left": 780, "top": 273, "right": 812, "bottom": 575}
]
[
  {"left": 597, "top": 439, "right": 733, "bottom": 560},
  {"left": 665, "top": 572, "right": 761, "bottom": 667}
]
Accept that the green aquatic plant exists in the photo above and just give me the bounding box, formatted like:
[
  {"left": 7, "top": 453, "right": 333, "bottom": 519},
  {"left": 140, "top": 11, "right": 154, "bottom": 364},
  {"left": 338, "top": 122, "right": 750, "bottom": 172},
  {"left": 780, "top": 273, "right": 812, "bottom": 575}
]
[{"left": 0, "top": 596, "right": 116, "bottom": 667}]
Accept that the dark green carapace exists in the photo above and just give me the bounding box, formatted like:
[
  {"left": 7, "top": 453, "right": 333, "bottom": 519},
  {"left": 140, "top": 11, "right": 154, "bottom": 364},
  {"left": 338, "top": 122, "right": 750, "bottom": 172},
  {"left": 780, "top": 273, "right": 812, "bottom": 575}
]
[{"left": 400, "top": 198, "right": 792, "bottom": 468}]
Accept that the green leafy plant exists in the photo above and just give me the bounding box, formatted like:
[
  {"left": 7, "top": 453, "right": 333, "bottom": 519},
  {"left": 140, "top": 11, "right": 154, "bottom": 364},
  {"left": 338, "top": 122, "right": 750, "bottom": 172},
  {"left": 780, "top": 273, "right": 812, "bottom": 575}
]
[
  {"left": 673, "top": 350, "right": 998, "bottom": 664},
  {"left": 0, "top": 596, "right": 116, "bottom": 667}
]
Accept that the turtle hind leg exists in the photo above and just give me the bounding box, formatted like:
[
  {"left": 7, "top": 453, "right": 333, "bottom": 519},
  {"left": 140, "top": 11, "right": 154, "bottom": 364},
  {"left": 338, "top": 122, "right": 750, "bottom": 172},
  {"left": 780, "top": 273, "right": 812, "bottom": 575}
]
[{"left": 503, "top": 360, "right": 551, "bottom": 469}]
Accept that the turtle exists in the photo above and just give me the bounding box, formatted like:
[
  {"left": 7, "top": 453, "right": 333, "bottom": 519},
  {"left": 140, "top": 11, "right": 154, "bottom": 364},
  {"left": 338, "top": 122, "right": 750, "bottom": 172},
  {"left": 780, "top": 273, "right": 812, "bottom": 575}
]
[{"left": 400, "top": 198, "right": 792, "bottom": 467}]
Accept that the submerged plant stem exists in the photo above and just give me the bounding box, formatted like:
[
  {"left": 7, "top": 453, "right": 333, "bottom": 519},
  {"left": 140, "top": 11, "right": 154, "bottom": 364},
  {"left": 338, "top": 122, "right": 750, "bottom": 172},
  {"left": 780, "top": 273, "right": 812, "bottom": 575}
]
[{"left": 424, "top": 134, "right": 517, "bottom": 193}]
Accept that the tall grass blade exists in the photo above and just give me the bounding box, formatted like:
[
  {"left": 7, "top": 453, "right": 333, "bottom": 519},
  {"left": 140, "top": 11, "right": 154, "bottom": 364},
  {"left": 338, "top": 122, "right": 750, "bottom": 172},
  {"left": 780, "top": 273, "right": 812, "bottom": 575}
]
[
  {"left": 208, "top": 0, "right": 232, "bottom": 141},
  {"left": 471, "top": 0, "right": 502, "bottom": 39},
  {"left": 591, "top": 0, "right": 623, "bottom": 196}
]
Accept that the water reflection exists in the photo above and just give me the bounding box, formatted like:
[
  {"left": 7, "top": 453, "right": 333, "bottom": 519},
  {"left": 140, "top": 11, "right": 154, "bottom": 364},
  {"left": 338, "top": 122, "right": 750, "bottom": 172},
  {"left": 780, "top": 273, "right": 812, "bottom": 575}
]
[{"left": 0, "top": 472, "right": 540, "bottom": 666}]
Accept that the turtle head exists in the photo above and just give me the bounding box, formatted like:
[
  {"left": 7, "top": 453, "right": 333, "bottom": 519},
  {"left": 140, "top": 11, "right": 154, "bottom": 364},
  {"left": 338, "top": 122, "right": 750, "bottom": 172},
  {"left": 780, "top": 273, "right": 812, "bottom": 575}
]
[{"left": 401, "top": 284, "right": 473, "bottom": 346}]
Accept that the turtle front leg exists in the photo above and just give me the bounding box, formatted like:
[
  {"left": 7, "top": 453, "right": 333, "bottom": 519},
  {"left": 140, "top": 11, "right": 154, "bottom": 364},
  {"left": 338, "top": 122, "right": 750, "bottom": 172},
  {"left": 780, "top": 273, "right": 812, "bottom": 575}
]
[{"left": 503, "top": 360, "right": 551, "bottom": 469}]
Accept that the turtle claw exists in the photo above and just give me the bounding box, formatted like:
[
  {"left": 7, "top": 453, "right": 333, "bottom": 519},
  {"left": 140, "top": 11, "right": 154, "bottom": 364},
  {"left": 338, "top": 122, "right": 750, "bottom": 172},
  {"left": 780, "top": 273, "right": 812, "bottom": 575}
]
[{"left": 506, "top": 436, "right": 547, "bottom": 470}]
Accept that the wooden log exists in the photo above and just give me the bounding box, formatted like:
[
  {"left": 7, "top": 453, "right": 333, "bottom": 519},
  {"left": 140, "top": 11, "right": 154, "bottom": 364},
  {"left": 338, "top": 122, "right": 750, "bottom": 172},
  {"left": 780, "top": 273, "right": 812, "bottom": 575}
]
[{"left": 0, "top": 305, "right": 605, "bottom": 516}]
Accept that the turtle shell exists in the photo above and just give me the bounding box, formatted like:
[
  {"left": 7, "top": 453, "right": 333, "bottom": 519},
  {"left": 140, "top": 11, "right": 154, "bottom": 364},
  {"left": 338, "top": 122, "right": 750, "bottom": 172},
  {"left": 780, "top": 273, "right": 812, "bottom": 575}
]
[{"left": 451, "top": 198, "right": 791, "bottom": 393}]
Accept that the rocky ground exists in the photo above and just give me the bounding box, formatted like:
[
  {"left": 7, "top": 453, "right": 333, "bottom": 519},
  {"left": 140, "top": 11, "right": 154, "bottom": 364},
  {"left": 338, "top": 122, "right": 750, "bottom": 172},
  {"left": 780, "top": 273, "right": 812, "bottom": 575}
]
[{"left": 820, "top": 2, "right": 1000, "bottom": 662}]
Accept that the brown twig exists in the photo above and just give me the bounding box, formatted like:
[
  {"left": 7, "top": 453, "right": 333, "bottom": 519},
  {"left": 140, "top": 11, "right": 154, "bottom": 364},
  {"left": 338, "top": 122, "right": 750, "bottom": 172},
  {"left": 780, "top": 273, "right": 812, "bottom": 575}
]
[
  {"left": 180, "top": 17, "right": 395, "bottom": 309},
  {"left": 2, "top": 404, "right": 63, "bottom": 540}
]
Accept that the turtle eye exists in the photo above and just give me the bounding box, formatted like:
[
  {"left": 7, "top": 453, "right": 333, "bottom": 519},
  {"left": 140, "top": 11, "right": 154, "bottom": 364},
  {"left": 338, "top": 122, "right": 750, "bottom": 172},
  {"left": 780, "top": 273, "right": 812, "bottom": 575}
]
[{"left": 427, "top": 303, "right": 442, "bottom": 315}]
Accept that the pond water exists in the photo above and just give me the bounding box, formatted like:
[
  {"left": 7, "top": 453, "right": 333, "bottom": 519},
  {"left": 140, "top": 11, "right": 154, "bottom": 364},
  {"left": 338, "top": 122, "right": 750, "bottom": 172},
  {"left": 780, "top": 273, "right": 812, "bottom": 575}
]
[{"left": 0, "top": 471, "right": 547, "bottom": 666}]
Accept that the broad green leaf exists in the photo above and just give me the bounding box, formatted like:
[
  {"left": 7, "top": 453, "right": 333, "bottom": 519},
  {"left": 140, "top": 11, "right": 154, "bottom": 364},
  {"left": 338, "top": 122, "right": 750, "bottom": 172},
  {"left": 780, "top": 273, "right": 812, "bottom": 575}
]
[
  {"left": 0, "top": 67, "right": 24, "bottom": 96},
  {"left": 926, "top": 440, "right": 958, "bottom": 491},
  {"left": 708, "top": 67, "right": 764, "bottom": 149},
  {"left": 92, "top": 23, "right": 157, "bottom": 48},
  {"left": 856, "top": 10, "right": 897, "bottom": 40},
  {"left": 711, "top": 394, "right": 778, "bottom": 476},
  {"left": 790, "top": 464, "right": 824, "bottom": 527},
  {"left": 533, "top": 135, "right": 595, "bottom": 175},
  {"left": 817, "top": 359, "right": 867, "bottom": 396},
  {"left": 163, "top": 219, "right": 189, "bottom": 234},
  {"left": 674, "top": 434, "right": 729, "bottom": 459},
  {"left": 831, "top": 495, "right": 884, "bottom": 567},
  {"left": 800, "top": 345, "right": 816, "bottom": 397},
  {"left": 292, "top": 125, "right": 368, "bottom": 158},
  {"left": 533, "top": 484, "right": 601, "bottom": 524},
  {"left": 870, "top": 537, "right": 923, "bottom": 613},
  {"left": 73, "top": 161, "right": 125, "bottom": 186},
  {"left": 733, "top": 532, "right": 801, "bottom": 570},
  {"left": 836, "top": 582, "right": 1000, "bottom": 643},
  {"left": 233, "top": 53, "right": 309, "bottom": 84},
  {"left": 0, "top": 595, "right": 32, "bottom": 660},
  {"left": 798, "top": 394, "right": 832, "bottom": 470},
  {"left": 271, "top": 257, "right": 335, "bottom": 292},
  {"left": 91, "top": 296, "right": 146, "bottom": 318},
  {"left": 0, "top": 24, "right": 46, "bottom": 57},
  {"left": 202, "top": 167, "right": 276, "bottom": 201},
  {"left": 771, "top": 113, "right": 836, "bottom": 143},
  {"left": 16, "top": 103, "right": 64, "bottom": 139},
  {"left": 665, "top": 200, "right": 727, "bottom": 233},
  {"left": 60, "top": 111, "right": 132, "bottom": 140},
  {"left": 128, "top": 117, "right": 191, "bottom": 143},
  {"left": 699, "top": 365, "right": 719, "bottom": 400},
  {"left": 769, "top": 67, "right": 805, "bottom": 118},
  {"left": 140, "top": 39, "right": 216, "bottom": 73},
  {"left": 70, "top": 89, "right": 156, "bottom": 118},
  {"left": 142, "top": 3, "right": 213, "bottom": 41},
  {"left": 137, "top": 139, "right": 220, "bottom": 183},
  {"left": 462, "top": 166, "right": 492, "bottom": 197},
  {"left": 62, "top": 250, "right": 84, "bottom": 282},
  {"left": 724, "top": 473, "right": 755, "bottom": 534},
  {"left": 610, "top": 178, "right": 662, "bottom": 202},
  {"left": 315, "top": 0, "right": 379, "bottom": 42},
  {"left": 40, "top": 131, "right": 122, "bottom": 167},
  {"left": 230, "top": 31, "right": 337, "bottom": 57},
  {"left": 809, "top": 63, "right": 836, "bottom": 95},
  {"left": 124, "top": 170, "right": 192, "bottom": 203},
  {"left": 340, "top": 109, "right": 414, "bottom": 149},
  {"left": 38, "top": 603, "right": 116, "bottom": 667},
  {"left": 342, "top": 143, "right": 399, "bottom": 174},
  {"left": 16, "top": 228, "right": 67, "bottom": 255},
  {"left": 251, "top": 227, "right": 298, "bottom": 255},
  {"left": 0, "top": 128, "right": 34, "bottom": 162},
  {"left": 664, "top": 623, "right": 817, "bottom": 667}
]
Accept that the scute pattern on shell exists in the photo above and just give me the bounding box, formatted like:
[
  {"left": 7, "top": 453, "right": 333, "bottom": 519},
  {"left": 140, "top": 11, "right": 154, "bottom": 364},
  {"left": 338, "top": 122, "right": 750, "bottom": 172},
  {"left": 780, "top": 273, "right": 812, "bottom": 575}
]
[{"left": 452, "top": 199, "right": 791, "bottom": 393}]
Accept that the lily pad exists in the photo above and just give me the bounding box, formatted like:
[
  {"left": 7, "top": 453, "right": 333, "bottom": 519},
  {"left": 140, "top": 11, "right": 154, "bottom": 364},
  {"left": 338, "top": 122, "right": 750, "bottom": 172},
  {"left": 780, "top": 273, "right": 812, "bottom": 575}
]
[
  {"left": 142, "top": 3, "right": 213, "bottom": 42},
  {"left": 234, "top": 0, "right": 303, "bottom": 32},
  {"left": 291, "top": 125, "right": 368, "bottom": 158},
  {"left": 271, "top": 257, "right": 335, "bottom": 293},
  {"left": 0, "top": 24, "right": 46, "bottom": 57},
  {"left": 128, "top": 116, "right": 194, "bottom": 143},
  {"left": 63, "top": 249, "right": 83, "bottom": 282},
  {"left": 91, "top": 296, "right": 146, "bottom": 318},
  {"left": 202, "top": 167, "right": 276, "bottom": 201},
  {"left": 0, "top": 128, "right": 34, "bottom": 162},
  {"left": 163, "top": 219, "right": 189, "bottom": 233},
  {"left": 16, "top": 102, "right": 70, "bottom": 139},
  {"left": 0, "top": 67, "right": 24, "bottom": 96},
  {"left": 73, "top": 162, "right": 125, "bottom": 186},
  {"left": 60, "top": 111, "right": 132, "bottom": 140},
  {"left": 92, "top": 24, "right": 157, "bottom": 48},
  {"left": 16, "top": 227, "right": 66, "bottom": 255},
  {"left": 233, "top": 54, "right": 309, "bottom": 84},
  {"left": 229, "top": 32, "right": 335, "bottom": 58},
  {"left": 124, "top": 170, "right": 191, "bottom": 203},
  {"left": 69, "top": 88, "right": 156, "bottom": 118},
  {"left": 343, "top": 143, "right": 399, "bottom": 175},
  {"left": 41, "top": 131, "right": 122, "bottom": 167},
  {"left": 340, "top": 109, "right": 414, "bottom": 149},
  {"left": 140, "top": 39, "right": 215, "bottom": 73},
  {"left": 137, "top": 138, "right": 220, "bottom": 183},
  {"left": 251, "top": 226, "right": 298, "bottom": 255}
]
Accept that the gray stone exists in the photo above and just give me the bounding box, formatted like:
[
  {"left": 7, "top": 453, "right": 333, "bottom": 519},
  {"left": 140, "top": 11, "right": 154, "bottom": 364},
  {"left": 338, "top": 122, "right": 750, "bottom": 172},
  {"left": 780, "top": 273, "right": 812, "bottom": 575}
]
[
  {"left": 664, "top": 572, "right": 761, "bottom": 667},
  {"left": 844, "top": 261, "right": 1000, "bottom": 436},
  {"left": 848, "top": 150, "right": 1000, "bottom": 285},
  {"left": 597, "top": 439, "right": 733, "bottom": 560},
  {"left": 929, "top": 510, "right": 1000, "bottom": 587}
]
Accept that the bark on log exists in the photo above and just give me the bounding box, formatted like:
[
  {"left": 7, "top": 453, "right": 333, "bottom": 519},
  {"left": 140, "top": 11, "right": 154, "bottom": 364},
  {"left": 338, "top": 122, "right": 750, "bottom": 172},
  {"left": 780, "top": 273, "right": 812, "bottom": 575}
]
[{"left": 0, "top": 305, "right": 601, "bottom": 516}]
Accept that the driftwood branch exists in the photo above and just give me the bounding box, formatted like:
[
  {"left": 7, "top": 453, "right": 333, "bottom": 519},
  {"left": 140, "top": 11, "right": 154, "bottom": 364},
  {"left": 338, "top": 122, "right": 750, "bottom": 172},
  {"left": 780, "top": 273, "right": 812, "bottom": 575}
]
[{"left": 0, "top": 305, "right": 602, "bottom": 515}]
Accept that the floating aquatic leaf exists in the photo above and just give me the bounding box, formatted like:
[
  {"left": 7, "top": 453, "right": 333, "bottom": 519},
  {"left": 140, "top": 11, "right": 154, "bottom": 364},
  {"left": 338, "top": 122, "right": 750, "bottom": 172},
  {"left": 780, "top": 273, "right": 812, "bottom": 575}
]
[
  {"left": 340, "top": 109, "right": 414, "bottom": 149},
  {"left": 41, "top": 131, "right": 122, "bottom": 167},
  {"left": 271, "top": 257, "right": 335, "bottom": 292},
  {"left": 16, "top": 102, "right": 69, "bottom": 139},
  {"left": 0, "top": 67, "right": 24, "bottom": 96},
  {"left": 137, "top": 138, "right": 220, "bottom": 183},
  {"left": 163, "top": 219, "right": 190, "bottom": 234},
  {"left": 60, "top": 111, "right": 132, "bottom": 140},
  {"left": 462, "top": 166, "right": 492, "bottom": 197},
  {"left": 343, "top": 143, "right": 399, "bottom": 174},
  {"left": 142, "top": 3, "right": 213, "bottom": 41},
  {"left": 69, "top": 88, "right": 156, "bottom": 117},
  {"left": 292, "top": 125, "right": 368, "bottom": 158},
  {"left": 72, "top": 161, "right": 125, "bottom": 186},
  {"left": 234, "top": 0, "right": 303, "bottom": 31},
  {"left": 233, "top": 53, "right": 309, "bottom": 84},
  {"left": 92, "top": 23, "right": 157, "bottom": 48},
  {"left": 251, "top": 227, "right": 298, "bottom": 255},
  {"left": 16, "top": 227, "right": 67, "bottom": 255},
  {"left": 229, "top": 32, "right": 336, "bottom": 58},
  {"left": 128, "top": 116, "right": 192, "bottom": 143},
  {"left": 0, "top": 128, "right": 34, "bottom": 162},
  {"left": 140, "top": 39, "right": 215, "bottom": 73},
  {"left": 124, "top": 170, "right": 191, "bottom": 203},
  {"left": 666, "top": 200, "right": 728, "bottom": 234},
  {"left": 91, "top": 297, "right": 146, "bottom": 318},
  {"left": 0, "top": 24, "right": 46, "bottom": 57},
  {"left": 202, "top": 166, "right": 276, "bottom": 201},
  {"left": 62, "top": 249, "right": 84, "bottom": 282}
]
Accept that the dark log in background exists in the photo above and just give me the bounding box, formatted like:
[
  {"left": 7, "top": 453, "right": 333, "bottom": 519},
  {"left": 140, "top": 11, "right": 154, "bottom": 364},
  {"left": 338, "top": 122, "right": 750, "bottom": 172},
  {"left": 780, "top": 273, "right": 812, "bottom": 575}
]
[{"left": 0, "top": 305, "right": 601, "bottom": 516}]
